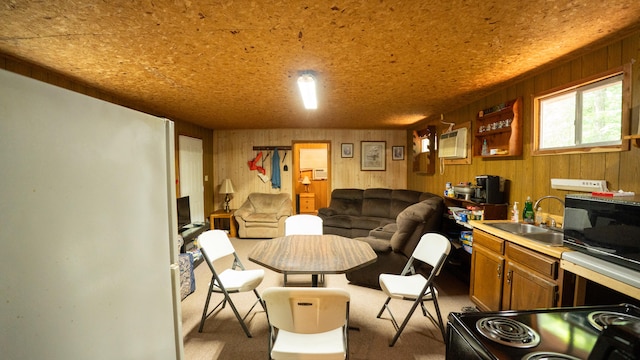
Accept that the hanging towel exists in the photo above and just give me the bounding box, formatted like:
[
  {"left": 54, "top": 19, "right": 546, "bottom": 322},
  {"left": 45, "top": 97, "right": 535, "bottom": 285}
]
[
  {"left": 248, "top": 151, "right": 266, "bottom": 175},
  {"left": 271, "top": 148, "right": 281, "bottom": 189}
]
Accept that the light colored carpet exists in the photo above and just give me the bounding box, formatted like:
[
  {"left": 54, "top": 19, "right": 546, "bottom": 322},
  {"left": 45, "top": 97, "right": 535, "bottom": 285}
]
[{"left": 180, "top": 237, "right": 475, "bottom": 360}]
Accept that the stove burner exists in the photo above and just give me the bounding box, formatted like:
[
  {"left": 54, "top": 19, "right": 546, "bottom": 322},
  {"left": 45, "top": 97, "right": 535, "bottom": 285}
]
[
  {"left": 476, "top": 317, "right": 541, "bottom": 348},
  {"left": 522, "top": 352, "right": 582, "bottom": 360},
  {"left": 588, "top": 311, "right": 640, "bottom": 331}
]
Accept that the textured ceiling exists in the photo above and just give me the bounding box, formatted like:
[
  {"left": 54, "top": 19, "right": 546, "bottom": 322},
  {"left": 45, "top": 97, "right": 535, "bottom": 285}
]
[{"left": 2, "top": 1, "right": 640, "bottom": 129}]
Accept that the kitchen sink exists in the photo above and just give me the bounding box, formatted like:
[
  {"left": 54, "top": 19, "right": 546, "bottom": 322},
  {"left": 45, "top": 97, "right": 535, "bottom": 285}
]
[
  {"left": 485, "top": 222, "right": 564, "bottom": 246},
  {"left": 487, "top": 222, "right": 550, "bottom": 234},
  {"left": 521, "top": 232, "right": 564, "bottom": 246}
]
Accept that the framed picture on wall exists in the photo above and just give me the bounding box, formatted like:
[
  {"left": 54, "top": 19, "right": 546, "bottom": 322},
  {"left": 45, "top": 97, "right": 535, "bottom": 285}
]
[
  {"left": 341, "top": 143, "right": 353, "bottom": 158},
  {"left": 392, "top": 146, "right": 404, "bottom": 160},
  {"left": 361, "top": 141, "right": 386, "bottom": 171}
]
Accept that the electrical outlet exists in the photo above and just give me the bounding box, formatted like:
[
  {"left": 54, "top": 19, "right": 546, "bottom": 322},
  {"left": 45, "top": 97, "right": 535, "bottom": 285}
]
[{"left": 550, "top": 178, "right": 607, "bottom": 192}]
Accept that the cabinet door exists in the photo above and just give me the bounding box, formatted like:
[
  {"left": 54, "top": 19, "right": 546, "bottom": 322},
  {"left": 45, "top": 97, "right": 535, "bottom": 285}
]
[
  {"left": 470, "top": 243, "right": 505, "bottom": 311},
  {"left": 503, "top": 260, "right": 557, "bottom": 310}
]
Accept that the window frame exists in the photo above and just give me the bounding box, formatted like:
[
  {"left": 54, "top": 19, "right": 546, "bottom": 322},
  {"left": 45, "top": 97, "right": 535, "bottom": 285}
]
[{"left": 532, "top": 64, "right": 631, "bottom": 155}]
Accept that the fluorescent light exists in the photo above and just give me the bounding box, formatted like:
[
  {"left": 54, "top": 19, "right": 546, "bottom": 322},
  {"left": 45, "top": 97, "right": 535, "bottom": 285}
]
[{"left": 297, "top": 73, "right": 317, "bottom": 109}]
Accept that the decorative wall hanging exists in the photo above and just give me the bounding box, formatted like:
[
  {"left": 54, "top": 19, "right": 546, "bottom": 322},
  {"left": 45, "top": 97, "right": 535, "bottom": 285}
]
[
  {"left": 361, "top": 141, "right": 386, "bottom": 171},
  {"left": 392, "top": 146, "right": 404, "bottom": 160},
  {"left": 341, "top": 143, "right": 353, "bottom": 158}
]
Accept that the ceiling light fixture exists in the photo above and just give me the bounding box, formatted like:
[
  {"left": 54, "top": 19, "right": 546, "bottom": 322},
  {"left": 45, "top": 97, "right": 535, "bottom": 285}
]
[{"left": 297, "top": 73, "right": 317, "bottom": 109}]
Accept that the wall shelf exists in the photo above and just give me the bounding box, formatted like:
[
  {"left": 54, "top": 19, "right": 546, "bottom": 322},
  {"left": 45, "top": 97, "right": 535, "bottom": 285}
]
[{"left": 473, "top": 98, "right": 522, "bottom": 158}]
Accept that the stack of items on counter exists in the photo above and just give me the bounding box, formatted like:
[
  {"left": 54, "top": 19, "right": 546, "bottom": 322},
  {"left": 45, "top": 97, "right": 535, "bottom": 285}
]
[{"left": 460, "top": 231, "right": 473, "bottom": 254}]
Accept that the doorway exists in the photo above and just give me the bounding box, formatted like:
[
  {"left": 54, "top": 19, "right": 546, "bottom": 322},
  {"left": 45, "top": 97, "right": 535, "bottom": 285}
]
[
  {"left": 292, "top": 141, "right": 331, "bottom": 214},
  {"left": 178, "top": 135, "right": 204, "bottom": 223}
]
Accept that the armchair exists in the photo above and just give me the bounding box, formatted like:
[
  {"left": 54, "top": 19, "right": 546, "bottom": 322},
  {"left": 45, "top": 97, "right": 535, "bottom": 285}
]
[{"left": 234, "top": 193, "right": 292, "bottom": 238}]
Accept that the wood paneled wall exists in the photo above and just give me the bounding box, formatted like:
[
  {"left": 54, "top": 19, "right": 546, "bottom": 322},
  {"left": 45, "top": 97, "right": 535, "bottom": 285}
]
[
  {"left": 212, "top": 129, "right": 407, "bottom": 212},
  {"left": 409, "top": 32, "right": 640, "bottom": 217}
]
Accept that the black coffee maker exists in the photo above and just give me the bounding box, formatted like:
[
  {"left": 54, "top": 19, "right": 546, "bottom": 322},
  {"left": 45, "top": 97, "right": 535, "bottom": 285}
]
[{"left": 472, "top": 175, "right": 506, "bottom": 204}]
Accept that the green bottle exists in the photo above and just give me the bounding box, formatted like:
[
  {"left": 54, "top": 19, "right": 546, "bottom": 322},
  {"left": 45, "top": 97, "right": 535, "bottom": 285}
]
[{"left": 523, "top": 196, "right": 535, "bottom": 224}]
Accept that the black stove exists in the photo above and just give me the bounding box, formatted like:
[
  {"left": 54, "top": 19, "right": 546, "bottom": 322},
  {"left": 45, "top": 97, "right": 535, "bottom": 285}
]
[{"left": 446, "top": 304, "right": 640, "bottom": 360}]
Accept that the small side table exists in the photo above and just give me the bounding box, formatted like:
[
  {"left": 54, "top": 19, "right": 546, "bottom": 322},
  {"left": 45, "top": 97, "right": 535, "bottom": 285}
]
[
  {"left": 210, "top": 209, "right": 237, "bottom": 238},
  {"left": 299, "top": 193, "right": 316, "bottom": 214}
]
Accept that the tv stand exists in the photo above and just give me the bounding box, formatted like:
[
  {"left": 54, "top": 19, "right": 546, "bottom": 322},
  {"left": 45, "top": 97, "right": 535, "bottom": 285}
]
[{"left": 179, "top": 222, "right": 209, "bottom": 267}]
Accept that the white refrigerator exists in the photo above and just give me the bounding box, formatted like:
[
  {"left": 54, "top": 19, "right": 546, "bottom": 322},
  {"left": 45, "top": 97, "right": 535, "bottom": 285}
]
[{"left": 0, "top": 69, "right": 185, "bottom": 359}]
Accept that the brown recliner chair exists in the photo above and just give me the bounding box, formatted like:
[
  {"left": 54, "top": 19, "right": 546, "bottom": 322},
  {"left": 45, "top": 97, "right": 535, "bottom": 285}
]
[
  {"left": 346, "top": 194, "right": 444, "bottom": 289},
  {"left": 234, "top": 193, "right": 292, "bottom": 238}
]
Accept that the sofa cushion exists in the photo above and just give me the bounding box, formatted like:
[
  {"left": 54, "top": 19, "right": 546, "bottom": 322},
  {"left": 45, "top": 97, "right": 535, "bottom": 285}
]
[
  {"left": 243, "top": 213, "right": 280, "bottom": 227},
  {"left": 361, "top": 188, "right": 392, "bottom": 218},
  {"left": 322, "top": 214, "right": 354, "bottom": 229},
  {"left": 351, "top": 216, "right": 393, "bottom": 230},
  {"left": 355, "top": 236, "right": 393, "bottom": 253},
  {"left": 247, "top": 192, "right": 291, "bottom": 214},
  {"left": 327, "top": 188, "right": 364, "bottom": 216}
]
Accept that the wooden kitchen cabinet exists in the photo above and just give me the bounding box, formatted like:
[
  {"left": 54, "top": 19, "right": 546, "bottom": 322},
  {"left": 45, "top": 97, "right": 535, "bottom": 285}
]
[{"left": 470, "top": 229, "right": 560, "bottom": 311}]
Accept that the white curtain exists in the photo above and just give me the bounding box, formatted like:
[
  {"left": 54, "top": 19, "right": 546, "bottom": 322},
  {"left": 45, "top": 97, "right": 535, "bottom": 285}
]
[{"left": 178, "top": 135, "right": 204, "bottom": 223}]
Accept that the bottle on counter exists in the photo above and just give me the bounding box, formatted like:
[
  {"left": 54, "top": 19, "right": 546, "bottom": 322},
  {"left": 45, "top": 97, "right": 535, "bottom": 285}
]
[
  {"left": 523, "top": 196, "right": 535, "bottom": 224},
  {"left": 512, "top": 202, "right": 519, "bottom": 222}
]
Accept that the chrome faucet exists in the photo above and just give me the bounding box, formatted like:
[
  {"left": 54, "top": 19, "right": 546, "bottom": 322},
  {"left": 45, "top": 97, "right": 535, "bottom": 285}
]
[{"left": 533, "top": 195, "right": 565, "bottom": 228}]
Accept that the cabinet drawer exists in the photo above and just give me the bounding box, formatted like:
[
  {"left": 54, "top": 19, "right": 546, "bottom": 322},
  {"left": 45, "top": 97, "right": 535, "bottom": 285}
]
[
  {"left": 506, "top": 242, "right": 558, "bottom": 279},
  {"left": 473, "top": 229, "right": 505, "bottom": 254}
]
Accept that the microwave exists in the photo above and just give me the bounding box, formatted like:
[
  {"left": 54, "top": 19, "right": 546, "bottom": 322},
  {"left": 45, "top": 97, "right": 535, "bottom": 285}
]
[{"left": 563, "top": 194, "right": 640, "bottom": 272}]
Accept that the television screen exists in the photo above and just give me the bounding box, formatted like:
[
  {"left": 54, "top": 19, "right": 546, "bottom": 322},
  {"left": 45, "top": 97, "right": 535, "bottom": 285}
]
[{"left": 176, "top": 196, "right": 191, "bottom": 229}]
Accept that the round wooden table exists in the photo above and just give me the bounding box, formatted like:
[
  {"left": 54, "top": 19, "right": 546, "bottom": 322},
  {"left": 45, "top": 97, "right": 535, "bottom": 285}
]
[{"left": 248, "top": 234, "right": 377, "bottom": 287}]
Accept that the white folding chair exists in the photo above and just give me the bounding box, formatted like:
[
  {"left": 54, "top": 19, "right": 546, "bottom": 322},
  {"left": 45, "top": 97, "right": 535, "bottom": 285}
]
[
  {"left": 284, "top": 214, "right": 323, "bottom": 285},
  {"left": 262, "top": 287, "right": 350, "bottom": 360},
  {"left": 197, "top": 229, "right": 265, "bottom": 337},
  {"left": 376, "top": 233, "right": 451, "bottom": 346}
]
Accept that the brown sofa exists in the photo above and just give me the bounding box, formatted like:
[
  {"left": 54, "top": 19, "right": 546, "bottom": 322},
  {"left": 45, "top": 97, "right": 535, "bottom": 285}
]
[
  {"left": 317, "top": 188, "right": 438, "bottom": 238},
  {"left": 345, "top": 194, "right": 444, "bottom": 289}
]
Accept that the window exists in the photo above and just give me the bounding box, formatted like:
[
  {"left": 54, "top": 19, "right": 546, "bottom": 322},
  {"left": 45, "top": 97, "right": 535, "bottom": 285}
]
[
  {"left": 533, "top": 66, "right": 630, "bottom": 154},
  {"left": 421, "top": 137, "right": 431, "bottom": 153}
]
